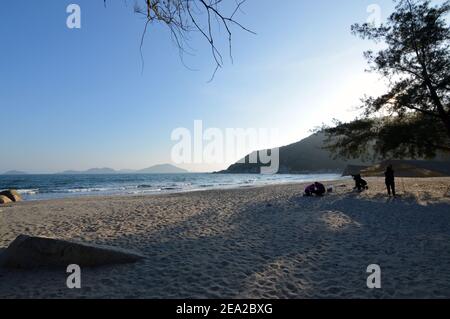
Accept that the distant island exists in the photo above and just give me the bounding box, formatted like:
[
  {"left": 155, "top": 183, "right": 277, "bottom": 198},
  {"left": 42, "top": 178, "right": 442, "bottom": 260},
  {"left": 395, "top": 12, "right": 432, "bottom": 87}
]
[
  {"left": 2, "top": 165, "right": 189, "bottom": 175},
  {"left": 135, "top": 164, "right": 189, "bottom": 174},
  {"left": 59, "top": 168, "right": 117, "bottom": 175},
  {"left": 57, "top": 164, "right": 189, "bottom": 175},
  {"left": 2, "top": 170, "right": 28, "bottom": 175}
]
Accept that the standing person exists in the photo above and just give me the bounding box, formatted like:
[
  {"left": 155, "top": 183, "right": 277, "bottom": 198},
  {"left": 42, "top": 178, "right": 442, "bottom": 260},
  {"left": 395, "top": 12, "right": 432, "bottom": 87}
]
[{"left": 384, "top": 164, "right": 396, "bottom": 197}]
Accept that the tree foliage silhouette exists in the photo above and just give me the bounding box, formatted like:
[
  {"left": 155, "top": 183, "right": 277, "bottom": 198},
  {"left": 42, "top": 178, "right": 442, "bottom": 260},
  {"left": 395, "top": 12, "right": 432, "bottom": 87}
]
[{"left": 323, "top": 0, "right": 450, "bottom": 160}]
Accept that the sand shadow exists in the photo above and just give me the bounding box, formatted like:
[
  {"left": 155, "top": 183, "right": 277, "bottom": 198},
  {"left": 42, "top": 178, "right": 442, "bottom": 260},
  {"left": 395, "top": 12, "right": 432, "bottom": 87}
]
[
  {"left": 1, "top": 192, "right": 450, "bottom": 299},
  {"left": 86, "top": 192, "right": 450, "bottom": 298}
]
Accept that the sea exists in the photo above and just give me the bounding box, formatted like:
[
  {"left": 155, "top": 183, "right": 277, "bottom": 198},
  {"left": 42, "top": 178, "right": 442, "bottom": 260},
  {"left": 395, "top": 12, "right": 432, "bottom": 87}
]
[{"left": 0, "top": 173, "right": 345, "bottom": 201}]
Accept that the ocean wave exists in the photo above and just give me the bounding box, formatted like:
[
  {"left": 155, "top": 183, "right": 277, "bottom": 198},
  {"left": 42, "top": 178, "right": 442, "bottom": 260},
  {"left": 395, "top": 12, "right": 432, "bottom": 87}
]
[
  {"left": 66, "top": 188, "right": 109, "bottom": 193},
  {"left": 4, "top": 173, "right": 345, "bottom": 201},
  {"left": 162, "top": 187, "right": 183, "bottom": 191},
  {"left": 17, "top": 189, "right": 39, "bottom": 195},
  {"left": 127, "top": 189, "right": 162, "bottom": 195},
  {"left": 137, "top": 184, "right": 154, "bottom": 189},
  {"left": 240, "top": 179, "right": 256, "bottom": 185}
]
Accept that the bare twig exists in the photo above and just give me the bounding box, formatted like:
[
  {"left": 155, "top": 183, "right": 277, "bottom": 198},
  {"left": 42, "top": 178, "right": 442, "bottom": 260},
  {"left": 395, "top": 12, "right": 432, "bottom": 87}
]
[{"left": 106, "top": 0, "right": 255, "bottom": 80}]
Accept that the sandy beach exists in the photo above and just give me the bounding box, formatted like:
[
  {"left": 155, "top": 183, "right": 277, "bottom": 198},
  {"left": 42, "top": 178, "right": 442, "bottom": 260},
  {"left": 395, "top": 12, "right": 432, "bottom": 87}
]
[{"left": 1, "top": 177, "right": 450, "bottom": 299}]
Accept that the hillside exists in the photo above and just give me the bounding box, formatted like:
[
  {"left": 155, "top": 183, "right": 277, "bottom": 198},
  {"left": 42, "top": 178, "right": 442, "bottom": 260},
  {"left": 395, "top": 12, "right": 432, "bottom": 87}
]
[{"left": 219, "top": 133, "right": 369, "bottom": 174}]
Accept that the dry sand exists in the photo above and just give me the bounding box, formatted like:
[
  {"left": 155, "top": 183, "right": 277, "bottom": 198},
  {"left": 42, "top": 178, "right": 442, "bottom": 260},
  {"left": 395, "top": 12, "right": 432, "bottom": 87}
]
[{"left": 1, "top": 177, "right": 450, "bottom": 299}]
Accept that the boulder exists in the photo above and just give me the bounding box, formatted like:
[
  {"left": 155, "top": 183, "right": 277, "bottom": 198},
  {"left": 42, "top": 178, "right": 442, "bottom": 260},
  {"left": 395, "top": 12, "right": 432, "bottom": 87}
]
[
  {"left": 0, "top": 235, "right": 145, "bottom": 269},
  {"left": 0, "top": 189, "right": 22, "bottom": 202},
  {"left": 0, "top": 195, "right": 12, "bottom": 205}
]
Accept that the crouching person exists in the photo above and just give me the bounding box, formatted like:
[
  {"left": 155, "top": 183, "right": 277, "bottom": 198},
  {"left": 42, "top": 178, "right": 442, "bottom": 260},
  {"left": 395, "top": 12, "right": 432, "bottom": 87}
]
[
  {"left": 304, "top": 182, "right": 326, "bottom": 197},
  {"left": 352, "top": 174, "right": 369, "bottom": 192}
]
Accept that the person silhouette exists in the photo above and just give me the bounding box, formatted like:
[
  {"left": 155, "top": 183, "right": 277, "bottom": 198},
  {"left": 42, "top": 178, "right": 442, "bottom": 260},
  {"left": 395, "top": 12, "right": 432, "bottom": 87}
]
[
  {"left": 384, "top": 164, "right": 396, "bottom": 197},
  {"left": 304, "top": 182, "right": 326, "bottom": 197},
  {"left": 352, "top": 174, "right": 369, "bottom": 192}
]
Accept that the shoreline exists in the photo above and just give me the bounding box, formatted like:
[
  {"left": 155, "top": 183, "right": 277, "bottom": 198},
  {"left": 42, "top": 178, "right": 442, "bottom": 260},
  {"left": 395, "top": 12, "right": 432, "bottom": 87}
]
[
  {"left": 1, "top": 177, "right": 450, "bottom": 298},
  {"left": 6, "top": 175, "right": 446, "bottom": 205},
  {"left": 5, "top": 174, "right": 348, "bottom": 203}
]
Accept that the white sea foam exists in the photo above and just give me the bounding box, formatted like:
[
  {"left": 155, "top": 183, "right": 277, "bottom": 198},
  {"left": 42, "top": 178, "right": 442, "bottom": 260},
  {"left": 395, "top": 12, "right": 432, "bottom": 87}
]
[{"left": 17, "top": 189, "right": 39, "bottom": 195}]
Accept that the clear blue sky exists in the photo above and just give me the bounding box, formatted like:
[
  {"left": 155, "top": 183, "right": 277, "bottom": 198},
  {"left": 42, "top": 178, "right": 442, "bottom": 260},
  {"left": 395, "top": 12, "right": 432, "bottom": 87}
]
[{"left": 0, "top": 0, "right": 396, "bottom": 173}]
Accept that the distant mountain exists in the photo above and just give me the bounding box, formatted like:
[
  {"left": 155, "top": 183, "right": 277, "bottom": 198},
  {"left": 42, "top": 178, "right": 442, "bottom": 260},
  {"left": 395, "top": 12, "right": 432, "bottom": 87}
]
[
  {"left": 85, "top": 168, "right": 117, "bottom": 174},
  {"left": 2, "top": 170, "right": 28, "bottom": 175},
  {"left": 58, "top": 168, "right": 117, "bottom": 175},
  {"left": 217, "top": 133, "right": 369, "bottom": 174},
  {"left": 57, "top": 164, "right": 188, "bottom": 175},
  {"left": 137, "top": 164, "right": 189, "bottom": 174},
  {"left": 117, "top": 169, "right": 136, "bottom": 174}
]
